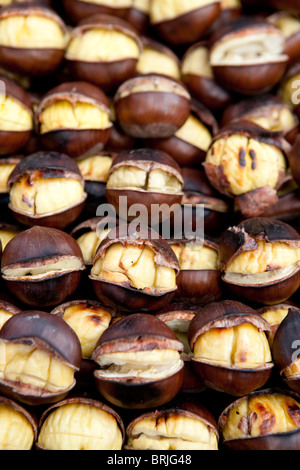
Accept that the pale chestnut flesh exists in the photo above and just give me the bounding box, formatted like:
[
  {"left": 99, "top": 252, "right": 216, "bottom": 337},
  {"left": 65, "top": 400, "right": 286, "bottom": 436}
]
[
  {"left": 2, "top": 256, "right": 84, "bottom": 280},
  {"left": 170, "top": 243, "right": 219, "bottom": 270},
  {"left": 0, "top": 95, "right": 32, "bottom": 131},
  {"left": 76, "top": 228, "right": 111, "bottom": 265},
  {"left": 137, "top": 46, "right": 180, "bottom": 79},
  {"left": 76, "top": 154, "right": 113, "bottom": 182},
  {"left": 150, "top": 0, "right": 218, "bottom": 24},
  {"left": 0, "top": 403, "right": 35, "bottom": 450},
  {"left": 174, "top": 114, "right": 212, "bottom": 151}
]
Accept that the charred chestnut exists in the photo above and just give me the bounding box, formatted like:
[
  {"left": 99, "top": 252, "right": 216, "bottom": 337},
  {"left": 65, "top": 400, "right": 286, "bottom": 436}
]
[
  {"left": 89, "top": 224, "right": 179, "bottom": 312},
  {"left": 209, "top": 17, "right": 288, "bottom": 95},
  {"left": 35, "top": 81, "right": 112, "bottom": 158},
  {"left": 92, "top": 313, "right": 184, "bottom": 408},
  {"left": 272, "top": 308, "right": 300, "bottom": 392},
  {"left": 219, "top": 217, "right": 300, "bottom": 305},
  {"left": 149, "top": 0, "right": 221, "bottom": 46},
  {"left": 1, "top": 225, "right": 85, "bottom": 307},
  {"left": 170, "top": 237, "right": 222, "bottom": 305},
  {"left": 113, "top": 74, "right": 191, "bottom": 139},
  {"left": 37, "top": 396, "right": 124, "bottom": 450},
  {"left": 0, "top": 310, "right": 82, "bottom": 405},
  {"left": 0, "top": 4, "right": 67, "bottom": 76},
  {"left": 52, "top": 299, "right": 114, "bottom": 359},
  {"left": 105, "top": 148, "right": 183, "bottom": 224},
  {"left": 125, "top": 396, "right": 218, "bottom": 450},
  {"left": 218, "top": 388, "right": 300, "bottom": 450},
  {"left": 181, "top": 41, "right": 232, "bottom": 112},
  {"left": 188, "top": 300, "right": 273, "bottom": 396},
  {"left": 0, "top": 395, "right": 37, "bottom": 450},
  {"left": 0, "top": 76, "right": 33, "bottom": 154},
  {"left": 203, "top": 121, "right": 290, "bottom": 218},
  {"left": 65, "top": 15, "right": 142, "bottom": 93}
]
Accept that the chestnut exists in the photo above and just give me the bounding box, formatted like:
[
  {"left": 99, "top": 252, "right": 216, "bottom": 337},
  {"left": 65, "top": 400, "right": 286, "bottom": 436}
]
[
  {"left": 149, "top": 0, "right": 221, "bottom": 46},
  {"left": 203, "top": 120, "right": 290, "bottom": 218},
  {"left": 170, "top": 237, "right": 223, "bottom": 305},
  {"left": 0, "top": 4, "right": 68, "bottom": 76},
  {"left": 92, "top": 313, "right": 184, "bottom": 409},
  {"left": 188, "top": 300, "right": 273, "bottom": 396},
  {"left": 125, "top": 396, "right": 219, "bottom": 450},
  {"left": 70, "top": 216, "right": 116, "bottom": 266},
  {"left": 51, "top": 299, "right": 114, "bottom": 359},
  {"left": 1, "top": 225, "right": 85, "bottom": 307},
  {"left": 36, "top": 396, "right": 124, "bottom": 450},
  {"left": 272, "top": 308, "right": 300, "bottom": 393},
  {"left": 65, "top": 15, "right": 142, "bottom": 94},
  {"left": 0, "top": 156, "right": 22, "bottom": 194},
  {"left": 278, "top": 61, "right": 300, "bottom": 110},
  {"left": 0, "top": 221, "right": 20, "bottom": 251},
  {"left": 113, "top": 74, "right": 191, "bottom": 139},
  {"left": 89, "top": 224, "right": 180, "bottom": 312},
  {"left": 257, "top": 302, "right": 299, "bottom": 348},
  {"left": 209, "top": 17, "right": 288, "bottom": 95},
  {"left": 268, "top": 11, "right": 300, "bottom": 66},
  {"left": 0, "top": 395, "right": 37, "bottom": 450},
  {"left": 136, "top": 35, "right": 181, "bottom": 80},
  {"left": 218, "top": 388, "right": 300, "bottom": 450},
  {"left": 156, "top": 304, "right": 206, "bottom": 393},
  {"left": 0, "top": 76, "right": 33, "bottom": 155},
  {"left": 219, "top": 217, "right": 300, "bottom": 305},
  {"left": 62, "top": 0, "right": 132, "bottom": 24},
  {"left": 0, "top": 310, "right": 82, "bottom": 405},
  {"left": 0, "top": 298, "right": 21, "bottom": 330},
  {"left": 7, "top": 151, "right": 87, "bottom": 229},
  {"left": 35, "top": 81, "right": 112, "bottom": 158},
  {"left": 181, "top": 41, "right": 232, "bottom": 112},
  {"left": 146, "top": 101, "right": 218, "bottom": 168},
  {"left": 105, "top": 148, "right": 183, "bottom": 224}
]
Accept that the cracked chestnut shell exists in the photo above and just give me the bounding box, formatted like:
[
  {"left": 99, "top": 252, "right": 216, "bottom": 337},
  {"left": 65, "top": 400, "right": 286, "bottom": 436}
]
[
  {"left": 0, "top": 76, "right": 33, "bottom": 155},
  {"left": 89, "top": 224, "right": 180, "bottom": 312},
  {"left": 105, "top": 148, "right": 184, "bottom": 224},
  {"left": 125, "top": 396, "right": 218, "bottom": 450},
  {"left": 1, "top": 225, "right": 85, "bottom": 307},
  {"left": 113, "top": 74, "right": 191, "bottom": 139},
  {"left": 36, "top": 396, "right": 125, "bottom": 450},
  {"left": 92, "top": 313, "right": 184, "bottom": 409},
  {"left": 0, "top": 4, "right": 67, "bottom": 76},
  {"left": 203, "top": 120, "right": 290, "bottom": 218},
  {"left": 218, "top": 388, "right": 300, "bottom": 450},
  {"left": 7, "top": 151, "right": 87, "bottom": 229},
  {"left": 35, "top": 81, "right": 112, "bottom": 158},
  {"left": 65, "top": 14, "right": 143, "bottom": 93},
  {"left": 149, "top": 0, "right": 221, "bottom": 46},
  {"left": 0, "top": 395, "right": 38, "bottom": 450},
  {"left": 209, "top": 17, "right": 288, "bottom": 95},
  {"left": 188, "top": 300, "right": 273, "bottom": 396},
  {"left": 219, "top": 217, "right": 300, "bottom": 305},
  {"left": 272, "top": 308, "right": 300, "bottom": 393},
  {"left": 0, "top": 310, "right": 82, "bottom": 405}
]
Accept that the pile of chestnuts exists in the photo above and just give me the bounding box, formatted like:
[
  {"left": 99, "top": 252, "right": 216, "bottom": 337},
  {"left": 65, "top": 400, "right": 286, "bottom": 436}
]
[{"left": 2, "top": 0, "right": 300, "bottom": 452}]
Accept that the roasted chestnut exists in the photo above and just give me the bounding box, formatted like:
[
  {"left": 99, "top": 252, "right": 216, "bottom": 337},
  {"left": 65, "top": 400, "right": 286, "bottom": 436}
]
[
  {"left": 170, "top": 237, "right": 223, "bottom": 305},
  {"left": 105, "top": 148, "right": 183, "bottom": 224},
  {"left": 1, "top": 225, "right": 85, "bottom": 307},
  {"left": 0, "top": 156, "right": 21, "bottom": 194},
  {"left": 125, "top": 397, "right": 219, "bottom": 450},
  {"left": 209, "top": 17, "right": 288, "bottom": 95},
  {"left": 92, "top": 313, "right": 184, "bottom": 408},
  {"left": 218, "top": 388, "right": 300, "bottom": 450},
  {"left": 188, "top": 300, "right": 273, "bottom": 396},
  {"left": 64, "top": 15, "right": 142, "bottom": 93},
  {"left": 149, "top": 0, "right": 221, "bottom": 46},
  {"left": 7, "top": 151, "right": 87, "bottom": 229},
  {"left": 0, "top": 395, "right": 37, "bottom": 450},
  {"left": 0, "top": 221, "right": 20, "bottom": 251},
  {"left": 181, "top": 41, "right": 232, "bottom": 112},
  {"left": 0, "top": 310, "right": 82, "bottom": 405},
  {"left": 113, "top": 74, "right": 191, "bottom": 139},
  {"left": 136, "top": 35, "right": 181, "bottom": 80},
  {"left": 35, "top": 81, "right": 112, "bottom": 158},
  {"left": 89, "top": 224, "right": 179, "bottom": 312},
  {"left": 0, "top": 4, "right": 68, "bottom": 76},
  {"left": 203, "top": 121, "right": 290, "bottom": 218},
  {"left": 146, "top": 101, "right": 218, "bottom": 168},
  {"left": 62, "top": 0, "right": 132, "bottom": 24},
  {"left": 0, "top": 298, "right": 21, "bottom": 330},
  {"left": 36, "top": 396, "right": 124, "bottom": 450},
  {"left": 0, "top": 76, "right": 33, "bottom": 155},
  {"left": 219, "top": 217, "right": 300, "bottom": 305},
  {"left": 257, "top": 301, "right": 298, "bottom": 347},
  {"left": 272, "top": 308, "right": 300, "bottom": 393},
  {"left": 278, "top": 61, "right": 300, "bottom": 110},
  {"left": 52, "top": 299, "right": 114, "bottom": 359},
  {"left": 268, "top": 11, "right": 300, "bottom": 66}
]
